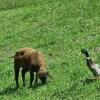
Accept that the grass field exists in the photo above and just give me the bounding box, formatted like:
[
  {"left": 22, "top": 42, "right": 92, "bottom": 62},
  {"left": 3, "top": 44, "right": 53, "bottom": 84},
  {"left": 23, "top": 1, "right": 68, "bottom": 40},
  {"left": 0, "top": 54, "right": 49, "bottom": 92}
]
[{"left": 0, "top": 0, "right": 100, "bottom": 100}]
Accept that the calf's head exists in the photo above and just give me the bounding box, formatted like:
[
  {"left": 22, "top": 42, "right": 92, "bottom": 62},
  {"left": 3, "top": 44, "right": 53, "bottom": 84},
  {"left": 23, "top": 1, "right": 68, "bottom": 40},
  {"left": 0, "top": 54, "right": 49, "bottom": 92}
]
[{"left": 38, "top": 72, "right": 48, "bottom": 84}]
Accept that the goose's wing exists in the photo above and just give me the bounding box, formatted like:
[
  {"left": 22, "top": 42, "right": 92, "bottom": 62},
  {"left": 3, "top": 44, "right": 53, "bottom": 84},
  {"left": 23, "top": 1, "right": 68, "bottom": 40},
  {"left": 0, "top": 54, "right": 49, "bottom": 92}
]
[
  {"left": 91, "top": 64, "right": 100, "bottom": 76},
  {"left": 95, "top": 64, "right": 100, "bottom": 69}
]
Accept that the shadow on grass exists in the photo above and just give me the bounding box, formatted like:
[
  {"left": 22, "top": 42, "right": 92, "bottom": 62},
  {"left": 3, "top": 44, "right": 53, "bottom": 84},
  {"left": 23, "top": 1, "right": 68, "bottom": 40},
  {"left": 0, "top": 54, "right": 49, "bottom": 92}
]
[
  {"left": 31, "top": 83, "right": 46, "bottom": 90},
  {"left": 0, "top": 86, "right": 18, "bottom": 95},
  {"left": 0, "top": 82, "right": 47, "bottom": 95},
  {"left": 82, "top": 78, "right": 96, "bottom": 85}
]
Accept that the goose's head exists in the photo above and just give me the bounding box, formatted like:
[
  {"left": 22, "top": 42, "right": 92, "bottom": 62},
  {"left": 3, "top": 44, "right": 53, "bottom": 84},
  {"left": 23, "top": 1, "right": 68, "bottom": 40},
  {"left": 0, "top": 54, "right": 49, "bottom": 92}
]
[{"left": 81, "top": 48, "right": 89, "bottom": 57}]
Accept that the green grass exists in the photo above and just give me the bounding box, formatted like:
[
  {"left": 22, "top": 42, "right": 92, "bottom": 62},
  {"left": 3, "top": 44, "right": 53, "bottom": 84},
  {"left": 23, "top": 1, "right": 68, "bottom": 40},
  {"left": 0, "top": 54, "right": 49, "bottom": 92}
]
[
  {"left": 0, "top": 0, "right": 100, "bottom": 99},
  {"left": 0, "top": 0, "right": 35, "bottom": 10}
]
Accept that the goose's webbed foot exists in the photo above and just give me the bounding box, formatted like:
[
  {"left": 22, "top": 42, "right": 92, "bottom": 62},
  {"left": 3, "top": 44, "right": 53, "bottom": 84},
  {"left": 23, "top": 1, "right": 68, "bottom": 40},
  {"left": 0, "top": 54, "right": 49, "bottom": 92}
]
[{"left": 91, "top": 76, "right": 100, "bottom": 80}]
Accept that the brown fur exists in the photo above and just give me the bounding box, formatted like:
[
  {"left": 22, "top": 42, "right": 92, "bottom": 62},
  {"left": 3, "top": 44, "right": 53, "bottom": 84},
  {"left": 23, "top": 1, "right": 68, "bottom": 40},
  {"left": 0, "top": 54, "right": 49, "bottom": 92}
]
[{"left": 13, "top": 48, "right": 48, "bottom": 88}]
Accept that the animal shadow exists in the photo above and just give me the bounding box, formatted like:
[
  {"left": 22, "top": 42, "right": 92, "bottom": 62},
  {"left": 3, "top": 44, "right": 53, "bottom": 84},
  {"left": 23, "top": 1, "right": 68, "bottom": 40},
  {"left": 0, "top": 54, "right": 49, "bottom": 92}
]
[
  {"left": 0, "top": 86, "right": 18, "bottom": 95},
  {"left": 82, "top": 78, "right": 96, "bottom": 85},
  {"left": 31, "top": 82, "right": 46, "bottom": 89}
]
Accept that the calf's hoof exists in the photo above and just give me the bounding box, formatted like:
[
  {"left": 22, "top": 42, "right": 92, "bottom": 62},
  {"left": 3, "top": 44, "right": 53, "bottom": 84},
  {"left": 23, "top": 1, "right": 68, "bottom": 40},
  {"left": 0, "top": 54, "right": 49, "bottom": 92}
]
[
  {"left": 23, "top": 83, "right": 26, "bottom": 87},
  {"left": 29, "top": 84, "right": 33, "bottom": 88},
  {"left": 15, "top": 85, "right": 19, "bottom": 89}
]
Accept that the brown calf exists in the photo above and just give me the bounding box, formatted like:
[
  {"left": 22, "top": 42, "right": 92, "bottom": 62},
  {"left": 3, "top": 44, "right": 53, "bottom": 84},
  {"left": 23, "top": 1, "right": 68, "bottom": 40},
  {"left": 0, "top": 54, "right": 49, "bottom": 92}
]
[{"left": 13, "top": 48, "right": 49, "bottom": 88}]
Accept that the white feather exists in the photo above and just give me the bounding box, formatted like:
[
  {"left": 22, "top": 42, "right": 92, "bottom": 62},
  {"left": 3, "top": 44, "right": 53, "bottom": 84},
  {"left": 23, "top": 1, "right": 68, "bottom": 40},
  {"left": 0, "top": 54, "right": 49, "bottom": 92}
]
[{"left": 91, "top": 64, "right": 100, "bottom": 76}]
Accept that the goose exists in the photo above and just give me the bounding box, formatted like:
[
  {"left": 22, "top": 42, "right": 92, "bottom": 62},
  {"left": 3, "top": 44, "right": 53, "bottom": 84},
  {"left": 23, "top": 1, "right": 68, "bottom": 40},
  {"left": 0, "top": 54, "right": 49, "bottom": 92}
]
[{"left": 81, "top": 48, "right": 100, "bottom": 79}]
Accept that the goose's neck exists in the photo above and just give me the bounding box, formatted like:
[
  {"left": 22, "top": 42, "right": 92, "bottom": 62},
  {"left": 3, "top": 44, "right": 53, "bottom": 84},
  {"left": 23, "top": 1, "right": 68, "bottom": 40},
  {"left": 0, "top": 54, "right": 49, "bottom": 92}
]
[
  {"left": 86, "top": 57, "right": 94, "bottom": 67},
  {"left": 85, "top": 52, "right": 89, "bottom": 58}
]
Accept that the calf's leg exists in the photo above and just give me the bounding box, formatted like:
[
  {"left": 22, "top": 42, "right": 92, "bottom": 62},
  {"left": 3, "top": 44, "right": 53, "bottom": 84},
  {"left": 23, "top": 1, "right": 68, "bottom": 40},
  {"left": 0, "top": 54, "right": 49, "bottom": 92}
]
[
  {"left": 35, "top": 73, "right": 38, "bottom": 85},
  {"left": 14, "top": 59, "right": 21, "bottom": 88},
  {"left": 21, "top": 69, "right": 27, "bottom": 87},
  {"left": 30, "top": 70, "right": 34, "bottom": 87},
  {"left": 14, "top": 64, "right": 20, "bottom": 88}
]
